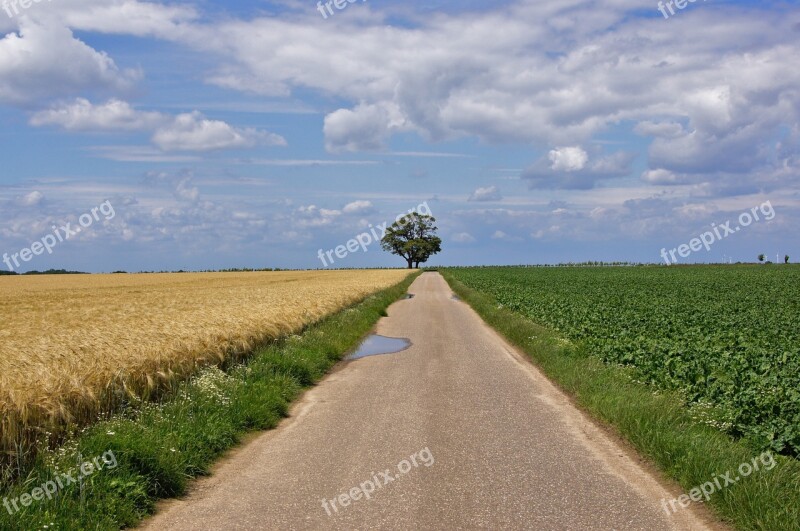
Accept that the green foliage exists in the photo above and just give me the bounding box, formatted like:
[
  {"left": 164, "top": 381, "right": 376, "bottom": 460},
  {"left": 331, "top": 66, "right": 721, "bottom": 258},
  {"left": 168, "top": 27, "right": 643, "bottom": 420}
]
[
  {"left": 443, "top": 269, "right": 800, "bottom": 530},
  {"left": 381, "top": 213, "right": 442, "bottom": 268},
  {"left": 448, "top": 265, "right": 800, "bottom": 457}
]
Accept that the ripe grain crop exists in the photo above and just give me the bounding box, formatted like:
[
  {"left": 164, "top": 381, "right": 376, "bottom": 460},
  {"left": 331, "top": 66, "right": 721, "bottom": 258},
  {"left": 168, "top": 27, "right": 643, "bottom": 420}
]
[{"left": 0, "top": 270, "right": 411, "bottom": 474}]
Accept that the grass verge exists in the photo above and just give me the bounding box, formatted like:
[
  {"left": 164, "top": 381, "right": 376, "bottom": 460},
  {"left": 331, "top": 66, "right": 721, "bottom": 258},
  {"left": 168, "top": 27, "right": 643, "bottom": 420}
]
[
  {"left": 0, "top": 272, "right": 419, "bottom": 530},
  {"left": 441, "top": 270, "right": 800, "bottom": 531}
]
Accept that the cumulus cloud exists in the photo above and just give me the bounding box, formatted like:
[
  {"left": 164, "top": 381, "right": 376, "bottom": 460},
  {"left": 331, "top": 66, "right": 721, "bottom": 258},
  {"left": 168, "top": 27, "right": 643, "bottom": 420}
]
[
  {"left": 50, "top": 0, "right": 198, "bottom": 37},
  {"left": 522, "top": 149, "right": 635, "bottom": 190},
  {"left": 342, "top": 200, "right": 375, "bottom": 215},
  {"left": 16, "top": 191, "right": 44, "bottom": 207},
  {"left": 8, "top": 0, "right": 800, "bottom": 185},
  {"left": 640, "top": 168, "right": 692, "bottom": 185},
  {"left": 0, "top": 0, "right": 199, "bottom": 107},
  {"left": 30, "top": 99, "right": 286, "bottom": 152},
  {"left": 152, "top": 111, "right": 286, "bottom": 152},
  {"left": 491, "top": 230, "right": 522, "bottom": 242},
  {"left": 452, "top": 232, "right": 476, "bottom": 243},
  {"left": 162, "top": 0, "right": 800, "bottom": 191},
  {"left": 294, "top": 205, "right": 342, "bottom": 228},
  {"left": 30, "top": 98, "right": 162, "bottom": 131},
  {"left": 0, "top": 20, "right": 140, "bottom": 105},
  {"left": 174, "top": 177, "right": 200, "bottom": 203},
  {"left": 323, "top": 103, "right": 409, "bottom": 153},
  {"left": 142, "top": 170, "right": 202, "bottom": 203},
  {"left": 469, "top": 186, "right": 502, "bottom": 202},
  {"left": 548, "top": 147, "right": 588, "bottom": 172}
]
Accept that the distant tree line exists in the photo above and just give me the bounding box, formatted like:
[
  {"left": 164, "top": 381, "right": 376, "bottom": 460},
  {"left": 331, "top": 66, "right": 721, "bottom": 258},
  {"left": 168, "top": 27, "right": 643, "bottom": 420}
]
[{"left": 0, "top": 269, "right": 86, "bottom": 276}]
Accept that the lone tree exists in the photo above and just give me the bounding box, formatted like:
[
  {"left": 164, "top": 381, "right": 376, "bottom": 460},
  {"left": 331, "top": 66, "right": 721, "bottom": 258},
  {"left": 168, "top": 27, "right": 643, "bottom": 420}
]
[
  {"left": 786, "top": 255, "right": 790, "bottom": 264},
  {"left": 758, "top": 254, "right": 765, "bottom": 263},
  {"left": 381, "top": 212, "right": 442, "bottom": 269}
]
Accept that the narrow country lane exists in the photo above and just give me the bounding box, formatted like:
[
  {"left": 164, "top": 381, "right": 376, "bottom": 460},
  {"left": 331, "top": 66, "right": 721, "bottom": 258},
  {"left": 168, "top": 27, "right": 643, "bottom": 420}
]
[{"left": 141, "top": 272, "right": 720, "bottom": 531}]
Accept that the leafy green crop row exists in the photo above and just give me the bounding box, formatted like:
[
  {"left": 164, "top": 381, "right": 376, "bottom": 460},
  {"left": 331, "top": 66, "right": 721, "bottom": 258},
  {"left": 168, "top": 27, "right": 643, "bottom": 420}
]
[{"left": 447, "top": 266, "right": 800, "bottom": 457}]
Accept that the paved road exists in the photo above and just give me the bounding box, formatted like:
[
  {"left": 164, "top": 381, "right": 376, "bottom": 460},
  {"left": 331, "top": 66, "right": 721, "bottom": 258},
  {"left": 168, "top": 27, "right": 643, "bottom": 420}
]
[{"left": 142, "top": 272, "right": 720, "bottom": 530}]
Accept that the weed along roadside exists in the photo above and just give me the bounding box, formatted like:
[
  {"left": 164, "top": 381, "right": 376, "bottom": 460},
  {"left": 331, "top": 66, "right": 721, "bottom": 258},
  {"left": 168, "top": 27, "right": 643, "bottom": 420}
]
[{"left": 0, "top": 272, "right": 420, "bottom": 530}]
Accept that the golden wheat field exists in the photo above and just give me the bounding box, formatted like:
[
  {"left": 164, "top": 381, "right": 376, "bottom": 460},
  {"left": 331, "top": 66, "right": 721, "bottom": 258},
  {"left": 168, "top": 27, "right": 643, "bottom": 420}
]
[{"left": 0, "top": 270, "right": 410, "bottom": 457}]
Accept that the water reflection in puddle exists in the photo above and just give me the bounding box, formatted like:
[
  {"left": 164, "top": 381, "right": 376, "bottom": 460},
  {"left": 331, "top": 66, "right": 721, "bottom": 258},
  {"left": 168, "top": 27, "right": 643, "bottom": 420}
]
[
  {"left": 403, "top": 294, "right": 415, "bottom": 299},
  {"left": 346, "top": 335, "right": 412, "bottom": 360},
  {"left": 451, "top": 294, "right": 461, "bottom": 301}
]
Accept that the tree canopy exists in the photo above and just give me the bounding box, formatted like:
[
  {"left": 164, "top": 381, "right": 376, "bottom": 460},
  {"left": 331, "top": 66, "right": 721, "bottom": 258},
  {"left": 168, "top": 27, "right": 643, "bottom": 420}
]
[{"left": 380, "top": 213, "right": 442, "bottom": 269}]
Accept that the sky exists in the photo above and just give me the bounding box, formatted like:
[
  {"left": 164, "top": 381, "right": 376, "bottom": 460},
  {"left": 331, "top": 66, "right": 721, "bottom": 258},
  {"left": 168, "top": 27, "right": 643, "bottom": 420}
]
[{"left": 0, "top": 0, "right": 798, "bottom": 272}]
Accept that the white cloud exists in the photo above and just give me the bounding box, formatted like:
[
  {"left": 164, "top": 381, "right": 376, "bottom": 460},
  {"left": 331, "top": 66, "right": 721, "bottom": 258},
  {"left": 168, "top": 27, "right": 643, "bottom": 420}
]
[
  {"left": 142, "top": 170, "right": 202, "bottom": 204},
  {"left": 30, "top": 98, "right": 162, "bottom": 131},
  {"left": 294, "top": 205, "right": 342, "bottom": 228},
  {"left": 51, "top": 0, "right": 198, "bottom": 37},
  {"left": 30, "top": 99, "right": 286, "bottom": 153},
  {"left": 323, "top": 102, "right": 409, "bottom": 153},
  {"left": 161, "top": 0, "right": 800, "bottom": 189},
  {"left": 0, "top": 20, "right": 140, "bottom": 104},
  {"left": 523, "top": 149, "right": 634, "bottom": 190},
  {"left": 469, "top": 186, "right": 502, "bottom": 202},
  {"left": 641, "top": 169, "right": 683, "bottom": 185},
  {"left": 152, "top": 112, "right": 286, "bottom": 152},
  {"left": 342, "top": 200, "right": 375, "bottom": 215},
  {"left": 16, "top": 191, "right": 43, "bottom": 207},
  {"left": 549, "top": 147, "right": 588, "bottom": 172},
  {"left": 174, "top": 177, "right": 199, "bottom": 203},
  {"left": 452, "top": 232, "right": 476, "bottom": 243},
  {"left": 7, "top": 0, "right": 799, "bottom": 184},
  {"left": 491, "top": 230, "right": 521, "bottom": 242}
]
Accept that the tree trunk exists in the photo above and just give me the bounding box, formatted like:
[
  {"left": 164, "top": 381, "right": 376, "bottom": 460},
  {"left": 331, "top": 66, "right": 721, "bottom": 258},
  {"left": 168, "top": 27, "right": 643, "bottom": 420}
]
[{"left": 407, "top": 258, "right": 413, "bottom": 269}]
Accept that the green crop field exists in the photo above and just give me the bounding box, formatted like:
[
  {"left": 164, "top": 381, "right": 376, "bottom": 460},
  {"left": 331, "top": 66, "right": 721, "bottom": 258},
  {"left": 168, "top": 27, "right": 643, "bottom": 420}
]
[{"left": 447, "top": 265, "right": 800, "bottom": 457}]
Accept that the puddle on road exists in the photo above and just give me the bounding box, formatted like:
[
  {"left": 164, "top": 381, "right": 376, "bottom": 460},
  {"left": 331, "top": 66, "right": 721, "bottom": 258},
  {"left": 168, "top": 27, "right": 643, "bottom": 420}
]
[
  {"left": 403, "top": 293, "right": 415, "bottom": 299},
  {"left": 345, "top": 335, "right": 412, "bottom": 360},
  {"left": 451, "top": 294, "right": 461, "bottom": 301}
]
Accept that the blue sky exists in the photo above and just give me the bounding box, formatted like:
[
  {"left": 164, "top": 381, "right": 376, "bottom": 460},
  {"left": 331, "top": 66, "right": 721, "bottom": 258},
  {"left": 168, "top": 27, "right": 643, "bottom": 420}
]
[{"left": 0, "top": 0, "right": 798, "bottom": 272}]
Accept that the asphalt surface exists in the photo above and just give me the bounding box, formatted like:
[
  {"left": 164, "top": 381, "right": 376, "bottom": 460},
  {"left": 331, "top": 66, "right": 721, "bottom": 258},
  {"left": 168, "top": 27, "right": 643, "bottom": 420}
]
[{"left": 141, "top": 272, "right": 720, "bottom": 530}]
